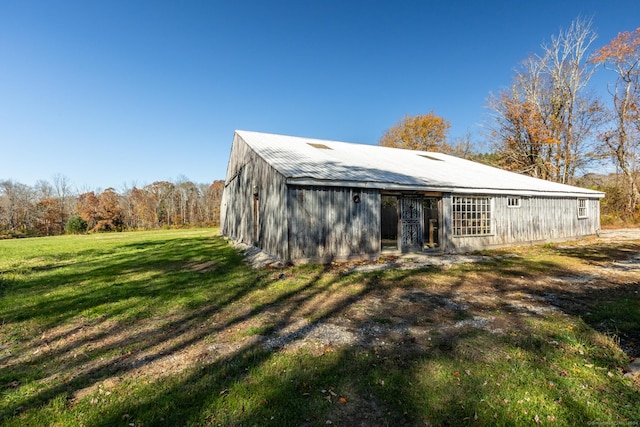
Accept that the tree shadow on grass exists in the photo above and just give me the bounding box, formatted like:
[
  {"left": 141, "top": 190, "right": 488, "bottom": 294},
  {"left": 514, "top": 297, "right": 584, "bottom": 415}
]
[
  {"left": 83, "top": 265, "right": 640, "bottom": 426},
  {"left": 0, "top": 234, "right": 261, "bottom": 414},
  {"left": 0, "top": 234, "right": 355, "bottom": 423},
  {"left": 1, "top": 236, "right": 247, "bottom": 325},
  {"left": 551, "top": 241, "right": 640, "bottom": 264}
]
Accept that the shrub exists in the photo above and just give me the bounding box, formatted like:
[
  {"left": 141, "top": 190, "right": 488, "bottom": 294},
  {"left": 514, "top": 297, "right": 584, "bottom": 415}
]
[{"left": 65, "top": 215, "right": 88, "bottom": 234}]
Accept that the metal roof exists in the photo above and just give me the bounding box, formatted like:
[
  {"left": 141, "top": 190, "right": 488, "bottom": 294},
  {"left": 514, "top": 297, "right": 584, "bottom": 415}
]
[{"left": 235, "top": 130, "right": 604, "bottom": 198}]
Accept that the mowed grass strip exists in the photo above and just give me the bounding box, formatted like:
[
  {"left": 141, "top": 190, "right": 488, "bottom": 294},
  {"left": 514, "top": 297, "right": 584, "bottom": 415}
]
[{"left": 0, "top": 229, "right": 638, "bottom": 426}]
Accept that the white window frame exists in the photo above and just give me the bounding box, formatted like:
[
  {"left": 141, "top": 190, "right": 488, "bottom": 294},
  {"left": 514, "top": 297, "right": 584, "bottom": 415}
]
[
  {"left": 452, "top": 196, "right": 493, "bottom": 236},
  {"left": 507, "top": 197, "right": 521, "bottom": 208},
  {"left": 577, "top": 198, "right": 588, "bottom": 219}
]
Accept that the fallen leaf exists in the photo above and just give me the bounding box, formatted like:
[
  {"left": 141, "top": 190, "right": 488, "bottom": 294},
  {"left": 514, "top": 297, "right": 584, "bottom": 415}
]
[
  {"left": 339, "top": 397, "right": 347, "bottom": 404},
  {"left": 534, "top": 414, "right": 542, "bottom": 424}
]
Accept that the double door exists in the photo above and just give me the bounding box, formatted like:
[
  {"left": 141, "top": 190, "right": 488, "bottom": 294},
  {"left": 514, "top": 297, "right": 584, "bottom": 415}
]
[{"left": 381, "top": 195, "right": 441, "bottom": 252}]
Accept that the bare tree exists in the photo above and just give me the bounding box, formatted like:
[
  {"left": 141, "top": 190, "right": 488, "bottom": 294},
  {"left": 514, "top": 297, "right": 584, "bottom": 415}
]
[
  {"left": 34, "top": 180, "right": 54, "bottom": 200},
  {"left": 590, "top": 28, "right": 640, "bottom": 215},
  {"left": 0, "top": 180, "right": 33, "bottom": 233},
  {"left": 449, "top": 132, "right": 477, "bottom": 160},
  {"left": 488, "top": 17, "right": 603, "bottom": 183},
  {"left": 541, "top": 17, "right": 601, "bottom": 182},
  {"left": 53, "top": 174, "right": 74, "bottom": 230}
]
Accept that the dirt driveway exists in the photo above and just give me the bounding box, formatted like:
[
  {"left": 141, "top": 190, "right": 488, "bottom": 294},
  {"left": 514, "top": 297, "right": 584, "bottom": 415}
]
[{"left": 599, "top": 227, "right": 640, "bottom": 241}]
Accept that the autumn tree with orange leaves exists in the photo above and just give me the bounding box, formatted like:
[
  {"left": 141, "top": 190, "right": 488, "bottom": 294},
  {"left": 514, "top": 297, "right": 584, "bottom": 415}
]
[
  {"left": 590, "top": 27, "right": 640, "bottom": 215},
  {"left": 379, "top": 112, "right": 452, "bottom": 153},
  {"left": 77, "top": 191, "right": 100, "bottom": 230},
  {"left": 488, "top": 88, "right": 559, "bottom": 180}
]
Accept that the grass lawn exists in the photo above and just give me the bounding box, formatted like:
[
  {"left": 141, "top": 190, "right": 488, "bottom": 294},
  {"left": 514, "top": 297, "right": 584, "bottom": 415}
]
[{"left": 1, "top": 229, "right": 639, "bottom": 426}]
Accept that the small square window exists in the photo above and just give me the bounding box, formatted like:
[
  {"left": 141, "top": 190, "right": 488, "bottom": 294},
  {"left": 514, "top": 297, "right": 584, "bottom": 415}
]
[
  {"left": 577, "top": 198, "right": 588, "bottom": 218},
  {"left": 507, "top": 197, "right": 521, "bottom": 208}
]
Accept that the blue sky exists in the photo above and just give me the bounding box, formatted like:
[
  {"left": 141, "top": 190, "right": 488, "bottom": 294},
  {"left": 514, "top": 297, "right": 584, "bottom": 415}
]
[{"left": 1, "top": 1, "right": 638, "bottom": 191}]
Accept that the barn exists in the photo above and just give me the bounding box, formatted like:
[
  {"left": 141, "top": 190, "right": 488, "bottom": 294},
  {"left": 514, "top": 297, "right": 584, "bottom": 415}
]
[{"left": 221, "top": 130, "right": 604, "bottom": 263}]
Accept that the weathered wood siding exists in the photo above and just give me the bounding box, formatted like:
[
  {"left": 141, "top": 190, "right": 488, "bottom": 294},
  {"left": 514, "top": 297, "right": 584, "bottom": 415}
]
[
  {"left": 221, "top": 134, "right": 288, "bottom": 260},
  {"left": 222, "top": 133, "right": 602, "bottom": 261},
  {"left": 287, "top": 186, "right": 380, "bottom": 262},
  {"left": 441, "top": 194, "right": 601, "bottom": 252}
]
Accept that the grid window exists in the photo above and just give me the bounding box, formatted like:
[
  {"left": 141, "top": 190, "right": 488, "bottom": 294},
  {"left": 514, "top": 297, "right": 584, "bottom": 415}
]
[
  {"left": 507, "top": 197, "right": 521, "bottom": 208},
  {"left": 452, "top": 197, "right": 492, "bottom": 236},
  {"left": 577, "top": 198, "right": 588, "bottom": 218}
]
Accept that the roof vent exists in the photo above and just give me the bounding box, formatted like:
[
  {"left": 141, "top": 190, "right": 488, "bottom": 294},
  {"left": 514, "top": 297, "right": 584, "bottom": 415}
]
[
  {"left": 307, "top": 143, "right": 332, "bottom": 150},
  {"left": 418, "top": 154, "right": 443, "bottom": 161}
]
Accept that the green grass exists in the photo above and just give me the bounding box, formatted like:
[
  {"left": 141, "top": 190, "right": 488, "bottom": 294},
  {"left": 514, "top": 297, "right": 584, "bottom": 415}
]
[{"left": 0, "top": 229, "right": 639, "bottom": 426}]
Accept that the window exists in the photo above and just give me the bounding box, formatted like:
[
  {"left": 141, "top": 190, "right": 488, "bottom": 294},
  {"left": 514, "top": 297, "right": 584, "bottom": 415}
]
[
  {"left": 577, "top": 198, "right": 588, "bottom": 218},
  {"left": 452, "top": 197, "right": 492, "bottom": 236},
  {"left": 507, "top": 197, "right": 521, "bottom": 208}
]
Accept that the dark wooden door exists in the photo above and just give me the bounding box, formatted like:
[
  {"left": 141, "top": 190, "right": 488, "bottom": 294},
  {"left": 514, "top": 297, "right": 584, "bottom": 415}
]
[{"left": 399, "top": 196, "right": 423, "bottom": 252}]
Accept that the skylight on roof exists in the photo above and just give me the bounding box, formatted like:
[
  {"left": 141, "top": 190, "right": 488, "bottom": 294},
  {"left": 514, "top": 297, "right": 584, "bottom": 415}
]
[
  {"left": 307, "top": 143, "right": 332, "bottom": 150},
  {"left": 418, "top": 154, "right": 443, "bottom": 161}
]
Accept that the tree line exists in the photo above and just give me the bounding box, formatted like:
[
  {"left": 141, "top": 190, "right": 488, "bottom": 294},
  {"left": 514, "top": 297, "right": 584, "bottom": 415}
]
[
  {"left": 0, "top": 176, "right": 224, "bottom": 238},
  {"left": 380, "top": 19, "right": 640, "bottom": 223}
]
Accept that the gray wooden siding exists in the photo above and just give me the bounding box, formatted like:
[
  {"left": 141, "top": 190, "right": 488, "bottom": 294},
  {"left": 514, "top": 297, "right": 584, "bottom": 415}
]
[
  {"left": 221, "top": 134, "right": 288, "bottom": 260},
  {"left": 287, "top": 186, "right": 380, "bottom": 262},
  {"left": 441, "top": 194, "right": 601, "bottom": 252}
]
